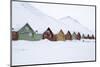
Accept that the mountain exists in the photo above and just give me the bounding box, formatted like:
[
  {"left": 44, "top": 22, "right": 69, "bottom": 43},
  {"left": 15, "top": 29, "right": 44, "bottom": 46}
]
[
  {"left": 12, "top": 1, "right": 61, "bottom": 34},
  {"left": 12, "top": 1, "right": 94, "bottom": 35},
  {"left": 58, "top": 16, "right": 94, "bottom": 35}
]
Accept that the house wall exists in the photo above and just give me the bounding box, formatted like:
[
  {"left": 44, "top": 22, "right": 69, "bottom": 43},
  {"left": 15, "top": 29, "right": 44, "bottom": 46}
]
[
  {"left": 33, "top": 33, "right": 42, "bottom": 41},
  {"left": 18, "top": 25, "right": 34, "bottom": 40},
  {"left": 12, "top": 31, "right": 18, "bottom": 40},
  {"left": 72, "top": 32, "right": 77, "bottom": 40},
  {"left": 56, "top": 31, "right": 65, "bottom": 41},
  {"left": 18, "top": 32, "right": 34, "bottom": 40},
  {"left": 42, "top": 28, "right": 54, "bottom": 41},
  {"left": 65, "top": 31, "right": 72, "bottom": 40}
]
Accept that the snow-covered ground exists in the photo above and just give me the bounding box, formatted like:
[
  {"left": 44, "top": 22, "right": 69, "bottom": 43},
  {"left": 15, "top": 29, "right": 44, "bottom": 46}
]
[{"left": 12, "top": 39, "right": 95, "bottom": 65}]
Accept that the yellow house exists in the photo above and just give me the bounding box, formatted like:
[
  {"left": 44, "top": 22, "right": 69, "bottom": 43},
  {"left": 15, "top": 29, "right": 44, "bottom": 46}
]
[{"left": 56, "top": 29, "right": 65, "bottom": 41}]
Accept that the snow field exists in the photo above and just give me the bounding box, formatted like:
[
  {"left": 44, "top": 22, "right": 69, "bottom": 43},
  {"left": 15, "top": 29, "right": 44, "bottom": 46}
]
[{"left": 12, "top": 39, "right": 95, "bottom": 65}]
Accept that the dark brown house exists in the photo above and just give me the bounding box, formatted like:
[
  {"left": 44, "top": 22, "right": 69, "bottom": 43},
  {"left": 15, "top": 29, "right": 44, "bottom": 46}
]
[
  {"left": 83, "top": 34, "right": 89, "bottom": 39},
  {"left": 76, "top": 32, "right": 81, "bottom": 40},
  {"left": 42, "top": 27, "right": 56, "bottom": 41},
  {"left": 65, "top": 31, "right": 72, "bottom": 40},
  {"left": 91, "top": 34, "right": 95, "bottom": 39},
  {"left": 87, "top": 34, "right": 90, "bottom": 39},
  {"left": 89, "top": 34, "right": 95, "bottom": 39},
  {"left": 82, "top": 34, "right": 95, "bottom": 39},
  {"left": 12, "top": 31, "right": 18, "bottom": 40},
  {"left": 82, "top": 34, "right": 85, "bottom": 39}
]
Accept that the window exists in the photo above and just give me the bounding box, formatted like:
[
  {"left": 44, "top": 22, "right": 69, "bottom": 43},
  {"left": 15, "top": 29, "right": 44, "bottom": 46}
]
[
  {"left": 29, "top": 32, "right": 32, "bottom": 36},
  {"left": 25, "top": 26, "right": 29, "bottom": 31}
]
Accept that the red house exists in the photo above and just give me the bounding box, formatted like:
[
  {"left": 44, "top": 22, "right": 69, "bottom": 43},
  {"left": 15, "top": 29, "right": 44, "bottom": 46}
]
[
  {"left": 42, "top": 27, "right": 56, "bottom": 41},
  {"left": 76, "top": 32, "right": 81, "bottom": 40},
  {"left": 12, "top": 31, "right": 18, "bottom": 40}
]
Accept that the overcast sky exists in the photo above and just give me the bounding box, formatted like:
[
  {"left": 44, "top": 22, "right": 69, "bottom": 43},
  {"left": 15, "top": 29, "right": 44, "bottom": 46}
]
[{"left": 29, "top": 2, "right": 95, "bottom": 32}]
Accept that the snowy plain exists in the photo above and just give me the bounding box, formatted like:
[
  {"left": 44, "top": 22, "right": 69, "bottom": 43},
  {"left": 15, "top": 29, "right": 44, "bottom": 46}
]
[{"left": 12, "top": 39, "right": 95, "bottom": 65}]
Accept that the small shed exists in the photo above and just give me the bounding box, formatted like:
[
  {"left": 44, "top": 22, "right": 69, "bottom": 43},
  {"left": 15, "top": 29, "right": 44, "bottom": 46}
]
[
  {"left": 91, "top": 34, "right": 95, "bottom": 39},
  {"left": 12, "top": 31, "right": 18, "bottom": 40},
  {"left": 33, "top": 31, "right": 42, "bottom": 41}
]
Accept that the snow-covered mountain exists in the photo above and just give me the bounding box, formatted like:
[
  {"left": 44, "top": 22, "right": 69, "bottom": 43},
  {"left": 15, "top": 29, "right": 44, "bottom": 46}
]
[
  {"left": 12, "top": 1, "right": 61, "bottom": 34},
  {"left": 12, "top": 1, "right": 94, "bottom": 35},
  {"left": 58, "top": 16, "right": 94, "bottom": 35}
]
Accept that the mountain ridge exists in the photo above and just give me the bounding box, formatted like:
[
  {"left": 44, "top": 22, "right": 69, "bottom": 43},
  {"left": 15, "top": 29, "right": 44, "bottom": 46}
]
[{"left": 12, "top": 1, "right": 94, "bottom": 35}]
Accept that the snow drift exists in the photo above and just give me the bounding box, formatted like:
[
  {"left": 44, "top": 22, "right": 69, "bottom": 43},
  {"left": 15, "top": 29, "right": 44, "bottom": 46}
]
[{"left": 12, "top": 40, "right": 95, "bottom": 65}]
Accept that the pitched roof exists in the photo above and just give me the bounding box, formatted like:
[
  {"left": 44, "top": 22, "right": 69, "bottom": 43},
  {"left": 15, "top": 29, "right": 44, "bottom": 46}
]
[
  {"left": 44, "top": 27, "right": 54, "bottom": 35},
  {"left": 18, "top": 23, "right": 34, "bottom": 32},
  {"left": 58, "top": 29, "right": 65, "bottom": 35}
]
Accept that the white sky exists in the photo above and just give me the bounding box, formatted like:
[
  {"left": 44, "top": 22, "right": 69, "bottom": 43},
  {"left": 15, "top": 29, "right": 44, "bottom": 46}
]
[{"left": 29, "top": 2, "right": 95, "bottom": 32}]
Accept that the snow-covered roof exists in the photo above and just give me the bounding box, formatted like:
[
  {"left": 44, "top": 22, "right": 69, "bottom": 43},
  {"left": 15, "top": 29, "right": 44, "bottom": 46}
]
[{"left": 12, "top": 1, "right": 94, "bottom": 35}]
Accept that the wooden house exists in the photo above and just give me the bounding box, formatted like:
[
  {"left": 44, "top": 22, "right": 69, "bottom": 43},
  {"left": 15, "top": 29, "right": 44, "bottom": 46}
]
[
  {"left": 83, "top": 34, "right": 89, "bottom": 39},
  {"left": 82, "top": 34, "right": 85, "bottom": 39},
  {"left": 42, "top": 27, "right": 55, "bottom": 41},
  {"left": 18, "top": 23, "right": 42, "bottom": 41},
  {"left": 89, "top": 34, "right": 95, "bottom": 39},
  {"left": 65, "top": 31, "right": 72, "bottom": 40},
  {"left": 56, "top": 29, "right": 65, "bottom": 41},
  {"left": 87, "top": 34, "right": 90, "bottom": 39},
  {"left": 12, "top": 31, "right": 18, "bottom": 40},
  {"left": 52, "top": 34, "right": 57, "bottom": 41},
  {"left": 91, "top": 34, "right": 95, "bottom": 39},
  {"left": 82, "top": 34, "right": 95, "bottom": 39},
  {"left": 76, "top": 32, "right": 81, "bottom": 40},
  {"left": 84, "top": 34, "right": 91, "bottom": 39},
  {"left": 72, "top": 32, "right": 77, "bottom": 40}
]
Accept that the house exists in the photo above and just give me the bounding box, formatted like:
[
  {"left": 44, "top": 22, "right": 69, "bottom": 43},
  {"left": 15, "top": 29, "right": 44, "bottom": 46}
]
[
  {"left": 82, "top": 34, "right": 95, "bottom": 39},
  {"left": 82, "top": 34, "right": 90, "bottom": 39},
  {"left": 42, "top": 27, "right": 55, "bottom": 41},
  {"left": 12, "top": 31, "right": 18, "bottom": 40},
  {"left": 53, "top": 35, "right": 57, "bottom": 41},
  {"left": 82, "top": 34, "right": 85, "bottom": 39},
  {"left": 18, "top": 23, "right": 42, "bottom": 41},
  {"left": 87, "top": 34, "right": 90, "bottom": 39},
  {"left": 89, "top": 34, "right": 95, "bottom": 39},
  {"left": 65, "top": 31, "right": 72, "bottom": 40},
  {"left": 76, "top": 32, "right": 81, "bottom": 40},
  {"left": 18, "top": 23, "right": 34, "bottom": 40},
  {"left": 72, "top": 32, "right": 77, "bottom": 40},
  {"left": 84, "top": 34, "right": 91, "bottom": 39},
  {"left": 91, "top": 34, "right": 95, "bottom": 39},
  {"left": 56, "top": 29, "right": 65, "bottom": 41}
]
